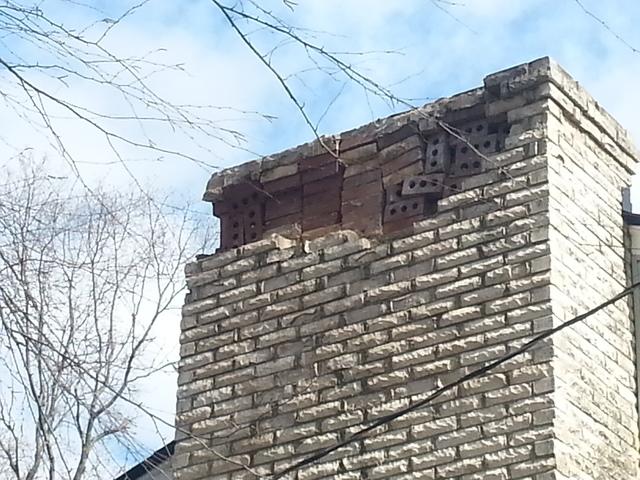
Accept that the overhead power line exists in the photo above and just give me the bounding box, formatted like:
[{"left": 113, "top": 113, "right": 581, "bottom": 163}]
[
  {"left": 573, "top": 0, "right": 640, "bottom": 54},
  {"left": 272, "top": 279, "right": 640, "bottom": 479}
]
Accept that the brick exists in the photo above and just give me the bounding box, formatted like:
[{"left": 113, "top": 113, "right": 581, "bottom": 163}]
[
  {"left": 439, "top": 306, "right": 482, "bottom": 326},
  {"left": 412, "top": 448, "right": 457, "bottom": 469},
  {"left": 370, "top": 253, "right": 411, "bottom": 274},
  {"left": 261, "top": 299, "right": 301, "bottom": 320},
  {"left": 297, "top": 460, "right": 340, "bottom": 479},
  {"left": 460, "top": 285, "right": 506, "bottom": 306},
  {"left": 461, "top": 345, "right": 506, "bottom": 366},
  {"left": 435, "top": 276, "right": 482, "bottom": 299},
  {"left": 410, "top": 299, "right": 456, "bottom": 319},
  {"left": 412, "top": 238, "right": 458, "bottom": 261},
  {"left": 460, "top": 405, "right": 507, "bottom": 428},
  {"left": 483, "top": 413, "right": 532, "bottom": 436},
  {"left": 367, "top": 282, "right": 412, "bottom": 303},
  {"left": 263, "top": 271, "right": 300, "bottom": 292},
  {"left": 486, "top": 292, "right": 530, "bottom": 313},
  {"left": 321, "top": 410, "right": 364, "bottom": 431},
  {"left": 436, "top": 457, "right": 483, "bottom": 477},
  {"left": 274, "top": 279, "right": 317, "bottom": 301},
  {"left": 436, "top": 247, "right": 481, "bottom": 269},
  {"left": 414, "top": 268, "right": 459, "bottom": 290},
  {"left": 485, "top": 446, "right": 533, "bottom": 468},
  {"left": 459, "top": 256, "right": 504, "bottom": 277},
  {"left": 301, "top": 286, "right": 344, "bottom": 308},
  {"left": 439, "top": 218, "right": 482, "bottom": 239},
  {"left": 368, "top": 460, "right": 409, "bottom": 479},
  {"left": 460, "top": 227, "right": 505, "bottom": 247},
  {"left": 325, "top": 353, "right": 359, "bottom": 371},
  {"left": 301, "top": 259, "right": 343, "bottom": 279},
  {"left": 460, "top": 374, "right": 508, "bottom": 395},
  {"left": 412, "top": 416, "right": 457, "bottom": 439},
  {"left": 392, "top": 346, "right": 436, "bottom": 368},
  {"left": 392, "top": 230, "right": 437, "bottom": 253},
  {"left": 387, "top": 439, "right": 434, "bottom": 460}
]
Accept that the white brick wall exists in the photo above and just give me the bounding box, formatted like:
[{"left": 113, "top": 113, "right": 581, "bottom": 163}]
[
  {"left": 175, "top": 58, "right": 640, "bottom": 480},
  {"left": 546, "top": 88, "right": 639, "bottom": 479}
]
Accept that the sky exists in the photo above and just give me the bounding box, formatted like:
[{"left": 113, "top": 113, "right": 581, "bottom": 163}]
[{"left": 2, "top": 0, "right": 640, "bottom": 476}]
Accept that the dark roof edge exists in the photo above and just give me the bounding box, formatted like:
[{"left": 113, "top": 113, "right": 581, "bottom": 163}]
[
  {"left": 624, "top": 211, "right": 640, "bottom": 226},
  {"left": 114, "top": 441, "right": 175, "bottom": 480}
]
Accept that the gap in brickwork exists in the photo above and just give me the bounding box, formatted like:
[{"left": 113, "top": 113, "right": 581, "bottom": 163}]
[{"left": 212, "top": 114, "right": 510, "bottom": 252}]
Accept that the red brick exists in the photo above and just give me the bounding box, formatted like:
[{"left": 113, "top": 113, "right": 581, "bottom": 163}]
[
  {"left": 303, "top": 175, "right": 342, "bottom": 196},
  {"left": 243, "top": 209, "right": 263, "bottom": 243},
  {"left": 376, "top": 122, "right": 418, "bottom": 150},
  {"left": 265, "top": 212, "right": 301, "bottom": 230},
  {"left": 343, "top": 169, "right": 381, "bottom": 189},
  {"left": 219, "top": 214, "right": 244, "bottom": 250},
  {"left": 303, "top": 211, "right": 340, "bottom": 231},
  {"left": 342, "top": 182, "right": 381, "bottom": 202},
  {"left": 342, "top": 193, "right": 383, "bottom": 216},
  {"left": 383, "top": 215, "right": 422, "bottom": 235},
  {"left": 301, "top": 161, "right": 343, "bottom": 183},
  {"left": 378, "top": 135, "right": 423, "bottom": 164},
  {"left": 304, "top": 190, "right": 341, "bottom": 216},
  {"left": 265, "top": 191, "right": 301, "bottom": 221},
  {"left": 338, "top": 133, "right": 376, "bottom": 152},
  {"left": 299, "top": 152, "right": 333, "bottom": 170},
  {"left": 263, "top": 174, "right": 301, "bottom": 194},
  {"left": 381, "top": 146, "right": 424, "bottom": 176}
]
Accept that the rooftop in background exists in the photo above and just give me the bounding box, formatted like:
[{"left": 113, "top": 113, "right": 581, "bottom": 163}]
[{"left": 113, "top": 441, "right": 174, "bottom": 480}]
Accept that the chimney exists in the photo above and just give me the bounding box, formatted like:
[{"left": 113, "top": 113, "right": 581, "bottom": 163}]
[{"left": 175, "top": 57, "right": 640, "bottom": 480}]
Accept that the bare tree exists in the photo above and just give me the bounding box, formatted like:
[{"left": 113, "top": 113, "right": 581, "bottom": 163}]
[
  {"left": 0, "top": 1, "right": 635, "bottom": 479},
  {"left": 2, "top": 1, "right": 633, "bottom": 178},
  {"left": 0, "top": 159, "right": 212, "bottom": 480},
  {"left": 0, "top": 3, "right": 412, "bottom": 478},
  {"left": 0, "top": 1, "right": 418, "bottom": 180}
]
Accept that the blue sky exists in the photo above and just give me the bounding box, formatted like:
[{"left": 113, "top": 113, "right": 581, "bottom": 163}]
[
  {"left": 2, "top": 0, "right": 640, "bottom": 474},
  {"left": 4, "top": 0, "right": 640, "bottom": 199}
]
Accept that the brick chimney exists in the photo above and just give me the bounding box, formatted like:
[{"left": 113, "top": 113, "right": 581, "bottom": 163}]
[{"left": 175, "top": 57, "right": 640, "bottom": 480}]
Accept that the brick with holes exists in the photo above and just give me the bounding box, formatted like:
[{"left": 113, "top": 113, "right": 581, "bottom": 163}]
[
  {"left": 449, "top": 133, "right": 499, "bottom": 177},
  {"left": 401, "top": 174, "right": 446, "bottom": 197},
  {"left": 384, "top": 197, "right": 425, "bottom": 222},
  {"left": 386, "top": 183, "right": 405, "bottom": 204},
  {"left": 213, "top": 183, "right": 266, "bottom": 250},
  {"left": 423, "top": 134, "right": 450, "bottom": 174}
]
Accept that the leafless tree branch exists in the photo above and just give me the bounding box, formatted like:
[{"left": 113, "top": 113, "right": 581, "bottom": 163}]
[{"left": 0, "top": 159, "right": 213, "bottom": 479}]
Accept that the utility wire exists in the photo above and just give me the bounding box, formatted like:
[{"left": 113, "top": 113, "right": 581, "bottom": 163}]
[
  {"left": 272, "top": 278, "right": 640, "bottom": 479},
  {"left": 573, "top": 0, "right": 640, "bottom": 54}
]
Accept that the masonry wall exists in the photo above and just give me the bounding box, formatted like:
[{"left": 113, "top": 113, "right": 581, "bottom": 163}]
[
  {"left": 543, "top": 82, "right": 639, "bottom": 478},
  {"left": 175, "top": 58, "right": 639, "bottom": 480}
]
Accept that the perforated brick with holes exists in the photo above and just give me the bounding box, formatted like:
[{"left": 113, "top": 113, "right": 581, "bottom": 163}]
[
  {"left": 207, "top": 110, "right": 509, "bottom": 250},
  {"left": 213, "top": 184, "right": 265, "bottom": 250}
]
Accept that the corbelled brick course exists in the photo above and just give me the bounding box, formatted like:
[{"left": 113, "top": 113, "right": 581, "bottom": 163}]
[{"left": 175, "top": 58, "right": 640, "bottom": 480}]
